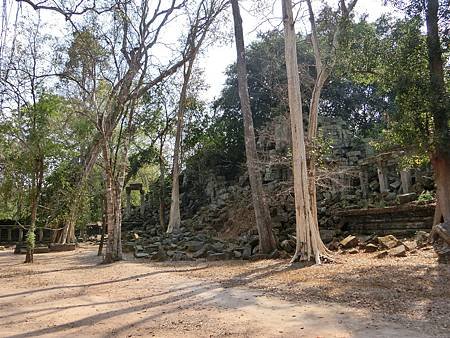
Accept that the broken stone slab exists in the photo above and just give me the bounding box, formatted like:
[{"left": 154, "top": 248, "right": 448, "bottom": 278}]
[
  {"left": 376, "top": 250, "right": 389, "bottom": 258},
  {"left": 150, "top": 248, "right": 167, "bottom": 261},
  {"left": 340, "top": 235, "right": 358, "bottom": 249},
  {"left": 184, "top": 240, "right": 205, "bottom": 252},
  {"left": 134, "top": 252, "right": 150, "bottom": 259},
  {"left": 192, "top": 247, "right": 207, "bottom": 259},
  {"left": 49, "top": 243, "right": 76, "bottom": 252},
  {"left": 377, "top": 235, "right": 401, "bottom": 249},
  {"left": 388, "top": 245, "right": 407, "bottom": 257},
  {"left": 348, "top": 248, "right": 359, "bottom": 254},
  {"left": 363, "top": 243, "right": 379, "bottom": 252},
  {"left": 398, "top": 193, "right": 417, "bottom": 204},
  {"left": 206, "top": 252, "right": 229, "bottom": 261}
]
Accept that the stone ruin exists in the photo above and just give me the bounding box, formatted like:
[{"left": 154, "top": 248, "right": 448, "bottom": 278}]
[{"left": 121, "top": 115, "right": 436, "bottom": 261}]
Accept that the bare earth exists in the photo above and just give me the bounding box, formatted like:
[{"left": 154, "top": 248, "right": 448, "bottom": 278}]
[{"left": 0, "top": 245, "right": 448, "bottom": 338}]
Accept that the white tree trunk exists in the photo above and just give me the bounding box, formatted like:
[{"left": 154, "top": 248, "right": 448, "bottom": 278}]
[{"left": 281, "top": 0, "right": 330, "bottom": 263}]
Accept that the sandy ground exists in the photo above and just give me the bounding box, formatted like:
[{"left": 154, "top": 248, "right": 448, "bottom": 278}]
[{"left": 0, "top": 245, "right": 448, "bottom": 338}]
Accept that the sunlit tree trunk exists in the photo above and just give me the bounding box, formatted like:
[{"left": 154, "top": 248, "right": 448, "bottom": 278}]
[
  {"left": 167, "top": 60, "right": 194, "bottom": 234},
  {"left": 159, "top": 139, "right": 166, "bottom": 229},
  {"left": 231, "top": 0, "right": 276, "bottom": 254},
  {"left": 426, "top": 0, "right": 450, "bottom": 262},
  {"left": 60, "top": 139, "right": 101, "bottom": 244},
  {"left": 25, "top": 158, "right": 43, "bottom": 263},
  {"left": 282, "top": 0, "right": 330, "bottom": 263}
]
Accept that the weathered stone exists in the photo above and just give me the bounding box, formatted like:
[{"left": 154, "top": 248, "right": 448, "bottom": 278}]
[
  {"left": 377, "top": 235, "right": 401, "bottom": 249},
  {"left": 280, "top": 239, "right": 295, "bottom": 253},
  {"left": 134, "top": 252, "right": 149, "bottom": 258},
  {"left": 388, "top": 245, "right": 407, "bottom": 257},
  {"left": 376, "top": 250, "right": 389, "bottom": 258},
  {"left": 340, "top": 235, "right": 358, "bottom": 249},
  {"left": 49, "top": 243, "right": 76, "bottom": 252},
  {"left": 192, "top": 247, "right": 207, "bottom": 259},
  {"left": 0, "top": 246, "right": 5, "bottom": 251},
  {"left": 348, "top": 248, "right": 359, "bottom": 254},
  {"left": 184, "top": 240, "right": 204, "bottom": 252},
  {"left": 363, "top": 243, "right": 379, "bottom": 252},
  {"left": 319, "top": 229, "right": 337, "bottom": 243},
  {"left": 206, "top": 253, "right": 228, "bottom": 261},
  {"left": 398, "top": 193, "right": 416, "bottom": 204},
  {"left": 415, "top": 231, "right": 429, "bottom": 247},
  {"left": 151, "top": 248, "right": 167, "bottom": 261},
  {"left": 242, "top": 245, "right": 252, "bottom": 259},
  {"left": 233, "top": 250, "right": 242, "bottom": 259}
]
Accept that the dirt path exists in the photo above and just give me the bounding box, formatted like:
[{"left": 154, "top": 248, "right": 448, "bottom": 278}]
[{"left": 0, "top": 246, "right": 444, "bottom": 337}]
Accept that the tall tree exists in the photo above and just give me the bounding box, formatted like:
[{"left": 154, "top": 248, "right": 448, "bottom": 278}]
[
  {"left": 167, "top": 0, "right": 229, "bottom": 233},
  {"left": 424, "top": 0, "right": 450, "bottom": 260},
  {"left": 231, "top": 0, "right": 276, "bottom": 254},
  {"left": 305, "top": 0, "right": 358, "bottom": 234},
  {"left": 281, "top": 0, "right": 330, "bottom": 263}
]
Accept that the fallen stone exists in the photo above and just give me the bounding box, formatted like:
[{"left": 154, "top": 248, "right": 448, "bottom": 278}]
[
  {"left": 134, "top": 252, "right": 149, "bottom": 258},
  {"left": 376, "top": 250, "right": 389, "bottom": 258},
  {"left": 364, "top": 243, "right": 378, "bottom": 253},
  {"left": 151, "top": 248, "right": 167, "bottom": 261},
  {"left": 327, "top": 238, "right": 340, "bottom": 251},
  {"left": 348, "top": 248, "right": 359, "bottom": 254},
  {"left": 415, "top": 231, "right": 429, "bottom": 248},
  {"left": 192, "top": 247, "right": 207, "bottom": 259},
  {"left": 233, "top": 250, "right": 242, "bottom": 259},
  {"left": 280, "top": 239, "right": 295, "bottom": 253},
  {"left": 340, "top": 235, "right": 358, "bottom": 249},
  {"left": 0, "top": 246, "right": 5, "bottom": 251},
  {"left": 242, "top": 245, "right": 252, "bottom": 260},
  {"left": 184, "top": 240, "right": 205, "bottom": 252},
  {"left": 389, "top": 245, "right": 407, "bottom": 257},
  {"left": 377, "top": 235, "right": 401, "bottom": 249},
  {"left": 206, "top": 253, "right": 228, "bottom": 261},
  {"left": 133, "top": 233, "right": 139, "bottom": 240},
  {"left": 49, "top": 243, "right": 76, "bottom": 252},
  {"left": 398, "top": 193, "right": 416, "bottom": 204}
]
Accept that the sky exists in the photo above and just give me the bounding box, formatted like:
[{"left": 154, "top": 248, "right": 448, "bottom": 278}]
[{"left": 202, "top": 0, "right": 399, "bottom": 101}]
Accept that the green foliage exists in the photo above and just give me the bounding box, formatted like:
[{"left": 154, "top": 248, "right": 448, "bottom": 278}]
[{"left": 417, "top": 190, "right": 435, "bottom": 203}]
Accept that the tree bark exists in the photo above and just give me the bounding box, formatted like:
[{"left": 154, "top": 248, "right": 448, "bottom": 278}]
[
  {"left": 281, "top": 0, "right": 330, "bottom": 263},
  {"left": 159, "top": 139, "right": 166, "bottom": 229},
  {"left": 60, "top": 137, "right": 101, "bottom": 244},
  {"left": 231, "top": 0, "right": 276, "bottom": 254},
  {"left": 425, "top": 0, "right": 450, "bottom": 262},
  {"left": 25, "top": 157, "right": 44, "bottom": 263},
  {"left": 166, "top": 60, "right": 195, "bottom": 234}
]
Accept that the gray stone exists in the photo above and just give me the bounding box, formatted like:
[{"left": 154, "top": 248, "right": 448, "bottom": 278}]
[
  {"left": 206, "top": 253, "right": 228, "bottom": 261},
  {"left": 388, "top": 245, "right": 407, "bottom": 257},
  {"left": 415, "top": 231, "right": 429, "bottom": 247},
  {"left": 134, "top": 252, "right": 150, "bottom": 258},
  {"left": 242, "top": 245, "right": 252, "bottom": 259},
  {"left": 233, "top": 250, "right": 242, "bottom": 259},
  {"left": 184, "top": 240, "right": 205, "bottom": 252},
  {"left": 398, "top": 193, "right": 416, "bottom": 204},
  {"left": 192, "top": 247, "right": 207, "bottom": 259}
]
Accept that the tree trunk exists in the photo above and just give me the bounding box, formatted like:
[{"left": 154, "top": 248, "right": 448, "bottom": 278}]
[
  {"left": 102, "top": 137, "right": 117, "bottom": 264},
  {"left": 231, "top": 0, "right": 276, "bottom": 254},
  {"left": 98, "top": 193, "right": 107, "bottom": 256},
  {"left": 60, "top": 138, "right": 101, "bottom": 244},
  {"left": 425, "top": 0, "right": 450, "bottom": 262},
  {"left": 25, "top": 157, "right": 44, "bottom": 263},
  {"left": 281, "top": 0, "right": 330, "bottom": 263},
  {"left": 167, "top": 60, "right": 195, "bottom": 234},
  {"left": 159, "top": 139, "right": 166, "bottom": 229}
]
